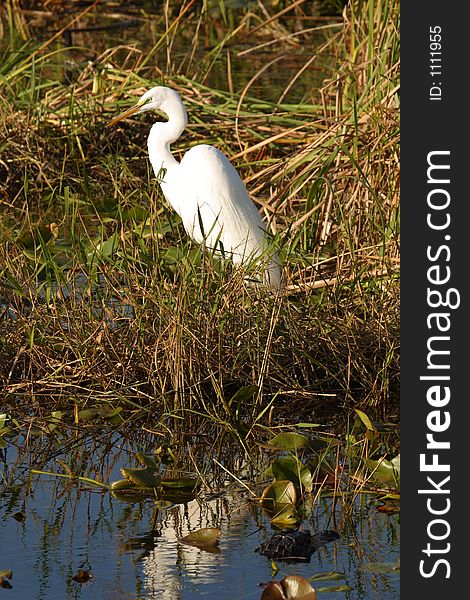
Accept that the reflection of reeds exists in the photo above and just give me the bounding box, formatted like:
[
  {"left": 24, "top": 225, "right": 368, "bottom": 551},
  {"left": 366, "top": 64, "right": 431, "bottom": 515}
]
[{"left": 1, "top": 1, "right": 399, "bottom": 431}]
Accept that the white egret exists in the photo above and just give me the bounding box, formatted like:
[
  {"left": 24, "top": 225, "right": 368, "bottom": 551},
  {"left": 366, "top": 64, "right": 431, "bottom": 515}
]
[{"left": 109, "top": 86, "right": 282, "bottom": 287}]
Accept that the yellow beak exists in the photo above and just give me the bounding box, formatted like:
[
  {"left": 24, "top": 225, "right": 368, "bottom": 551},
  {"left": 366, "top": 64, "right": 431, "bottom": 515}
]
[{"left": 108, "top": 103, "right": 142, "bottom": 127}]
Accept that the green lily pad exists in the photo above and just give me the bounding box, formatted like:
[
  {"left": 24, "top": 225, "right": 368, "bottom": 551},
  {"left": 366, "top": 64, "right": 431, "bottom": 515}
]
[
  {"left": 110, "top": 479, "right": 137, "bottom": 491},
  {"left": 77, "top": 408, "right": 98, "bottom": 421},
  {"left": 270, "top": 505, "right": 301, "bottom": 528},
  {"left": 160, "top": 477, "right": 201, "bottom": 490},
  {"left": 366, "top": 455, "right": 400, "bottom": 487},
  {"left": 270, "top": 457, "right": 313, "bottom": 493},
  {"left": 267, "top": 432, "right": 309, "bottom": 450},
  {"left": 260, "top": 480, "right": 297, "bottom": 509},
  {"left": 120, "top": 467, "right": 160, "bottom": 488},
  {"left": 45, "top": 410, "right": 63, "bottom": 433}
]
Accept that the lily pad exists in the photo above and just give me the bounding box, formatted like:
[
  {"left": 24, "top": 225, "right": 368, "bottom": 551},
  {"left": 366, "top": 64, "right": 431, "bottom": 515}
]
[
  {"left": 267, "top": 433, "right": 309, "bottom": 450},
  {"left": 160, "top": 477, "right": 201, "bottom": 490},
  {"left": 45, "top": 410, "right": 63, "bottom": 433},
  {"left": 110, "top": 478, "right": 137, "bottom": 491},
  {"left": 260, "top": 575, "right": 316, "bottom": 599},
  {"left": 120, "top": 467, "right": 160, "bottom": 488},
  {"left": 270, "top": 505, "right": 301, "bottom": 528},
  {"left": 366, "top": 455, "right": 400, "bottom": 487},
  {"left": 177, "top": 527, "right": 221, "bottom": 551},
  {"left": 78, "top": 406, "right": 123, "bottom": 423},
  {"left": 270, "top": 457, "right": 313, "bottom": 493},
  {"left": 260, "top": 480, "right": 297, "bottom": 510}
]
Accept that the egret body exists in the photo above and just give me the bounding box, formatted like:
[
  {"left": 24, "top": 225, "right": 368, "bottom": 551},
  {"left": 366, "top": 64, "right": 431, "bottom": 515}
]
[{"left": 109, "top": 86, "right": 282, "bottom": 287}]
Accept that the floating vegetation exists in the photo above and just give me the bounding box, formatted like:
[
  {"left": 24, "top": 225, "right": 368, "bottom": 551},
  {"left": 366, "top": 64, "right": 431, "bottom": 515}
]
[
  {"left": 260, "top": 575, "right": 317, "bottom": 600},
  {"left": 71, "top": 569, "right": 93, "bottom": 584},
  {"left": 0, "top": 570, "right": 13, "bottom": 590},
  {"left": 110, "top": 450, "right": 201, "bottom": 500},
  {"left": 177, "top": 527, "right": 222, "bottom": 551}
]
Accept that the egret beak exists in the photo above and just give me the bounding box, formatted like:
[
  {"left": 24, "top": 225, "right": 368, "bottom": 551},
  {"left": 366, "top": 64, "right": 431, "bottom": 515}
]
[{"left": 108, "top": 103, "right": 142, "bottom": 127}]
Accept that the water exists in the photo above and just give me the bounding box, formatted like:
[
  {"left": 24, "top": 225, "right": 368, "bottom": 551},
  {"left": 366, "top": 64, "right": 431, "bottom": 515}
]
[{"left": 0, "top": 433, "right": 399, "bottom": 599}]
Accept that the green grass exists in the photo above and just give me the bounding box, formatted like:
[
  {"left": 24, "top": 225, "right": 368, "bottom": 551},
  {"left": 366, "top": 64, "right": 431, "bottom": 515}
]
[{"left": 0, "top": 1, "right": 399, "bottom": 446}]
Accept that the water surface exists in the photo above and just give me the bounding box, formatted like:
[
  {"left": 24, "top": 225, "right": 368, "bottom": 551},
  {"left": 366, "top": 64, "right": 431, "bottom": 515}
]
[{"left": 1, "top": 433, "right": 399, "bottom": 599}]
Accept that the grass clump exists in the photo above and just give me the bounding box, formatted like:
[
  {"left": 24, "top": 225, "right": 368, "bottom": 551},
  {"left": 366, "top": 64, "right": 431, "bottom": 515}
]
[{"left": 0, "top": 0, "right": 399, "bottom": 438}]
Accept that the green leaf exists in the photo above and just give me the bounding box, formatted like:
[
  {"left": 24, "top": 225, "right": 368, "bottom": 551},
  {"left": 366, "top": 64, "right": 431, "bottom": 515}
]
[
  {"left": 229, "top": 385, "right": 258, "bottom": 406},
  {"left": 135, "top": 452, "right": 159, "bottom": 469},
  {"left": 95, "top": 232, "right": 118, "bottom": 258},
  {"left": 267, "top": 432, "right": 309, "bottom": 450},
  {"left": 160, "top": 477, "right": 201, "bottom": 490},
  {"left": 366, "top": 456, "right": 400, "bottom": 487},
  {"left": 260, "top": 480, "right": 297, "bottom": 509},
  {"left": 120, "top": 467, "right": 160, "bottom": 488},
  {"left": 0, "top": 414, "right": 7, "bottom": 430},
  {"left": 309, "top": 571, "right": 347, "bottom": 582},
  {"left": 77, "top": 408, "right": 98, "bottom": 421},
  {"left": 110, "top": 479, "right": 136, "bottom": 491},
  {"left": 271, "top": 456, "right": 313, "bottom": 493},
  {"left": 271, "top": 505, "right": 301, "bottom": 527},
  {"left": 354, "top": 409, "right": 376, "bottom": 432},
  {"left": 45, "top": 410, "right": 63, "bottom": 433},
  {"left": 315, "top": 584, "right": 353, "bottom": 593}
]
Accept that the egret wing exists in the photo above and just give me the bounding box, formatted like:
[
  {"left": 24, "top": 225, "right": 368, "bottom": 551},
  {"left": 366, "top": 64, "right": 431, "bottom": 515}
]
[{"left": 179, "top": 145, "right": 268, "bottom": 262}]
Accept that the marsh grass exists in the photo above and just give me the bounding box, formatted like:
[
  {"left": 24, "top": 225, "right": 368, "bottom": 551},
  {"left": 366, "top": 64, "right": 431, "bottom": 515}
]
[{"left": 1, "top": 0, "right": 399, "bottom": 458}]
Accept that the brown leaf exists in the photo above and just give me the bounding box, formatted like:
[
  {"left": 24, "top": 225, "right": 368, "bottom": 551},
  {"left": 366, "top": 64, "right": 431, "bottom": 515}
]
[
  {"left": 0, "top": 578, "right": 13, "bottom": 589},
  {"left": 177, "top": 527, "right": 221, "bottom": 551},
  {"left": 72, "top": 570, "right": 93, "bottom": 584},
  {"left": 261, "top": 575, "right": 316, "bottom": 599}
]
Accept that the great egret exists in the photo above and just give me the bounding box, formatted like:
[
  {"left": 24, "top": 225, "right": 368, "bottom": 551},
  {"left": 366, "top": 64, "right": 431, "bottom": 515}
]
[{"left": 109, "top": 86, "right": 282, "bottom": 287}]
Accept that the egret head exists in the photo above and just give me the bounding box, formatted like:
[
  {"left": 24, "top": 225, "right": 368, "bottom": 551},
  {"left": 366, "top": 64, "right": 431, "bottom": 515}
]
[{"left": 109, "top": 86, "right": 186, "bottom": 127}]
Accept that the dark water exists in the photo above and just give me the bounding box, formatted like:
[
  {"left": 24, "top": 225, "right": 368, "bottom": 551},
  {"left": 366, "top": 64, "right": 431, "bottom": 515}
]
[{"left": 0, "top": 433, "right": 399, "bottom": 599}]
